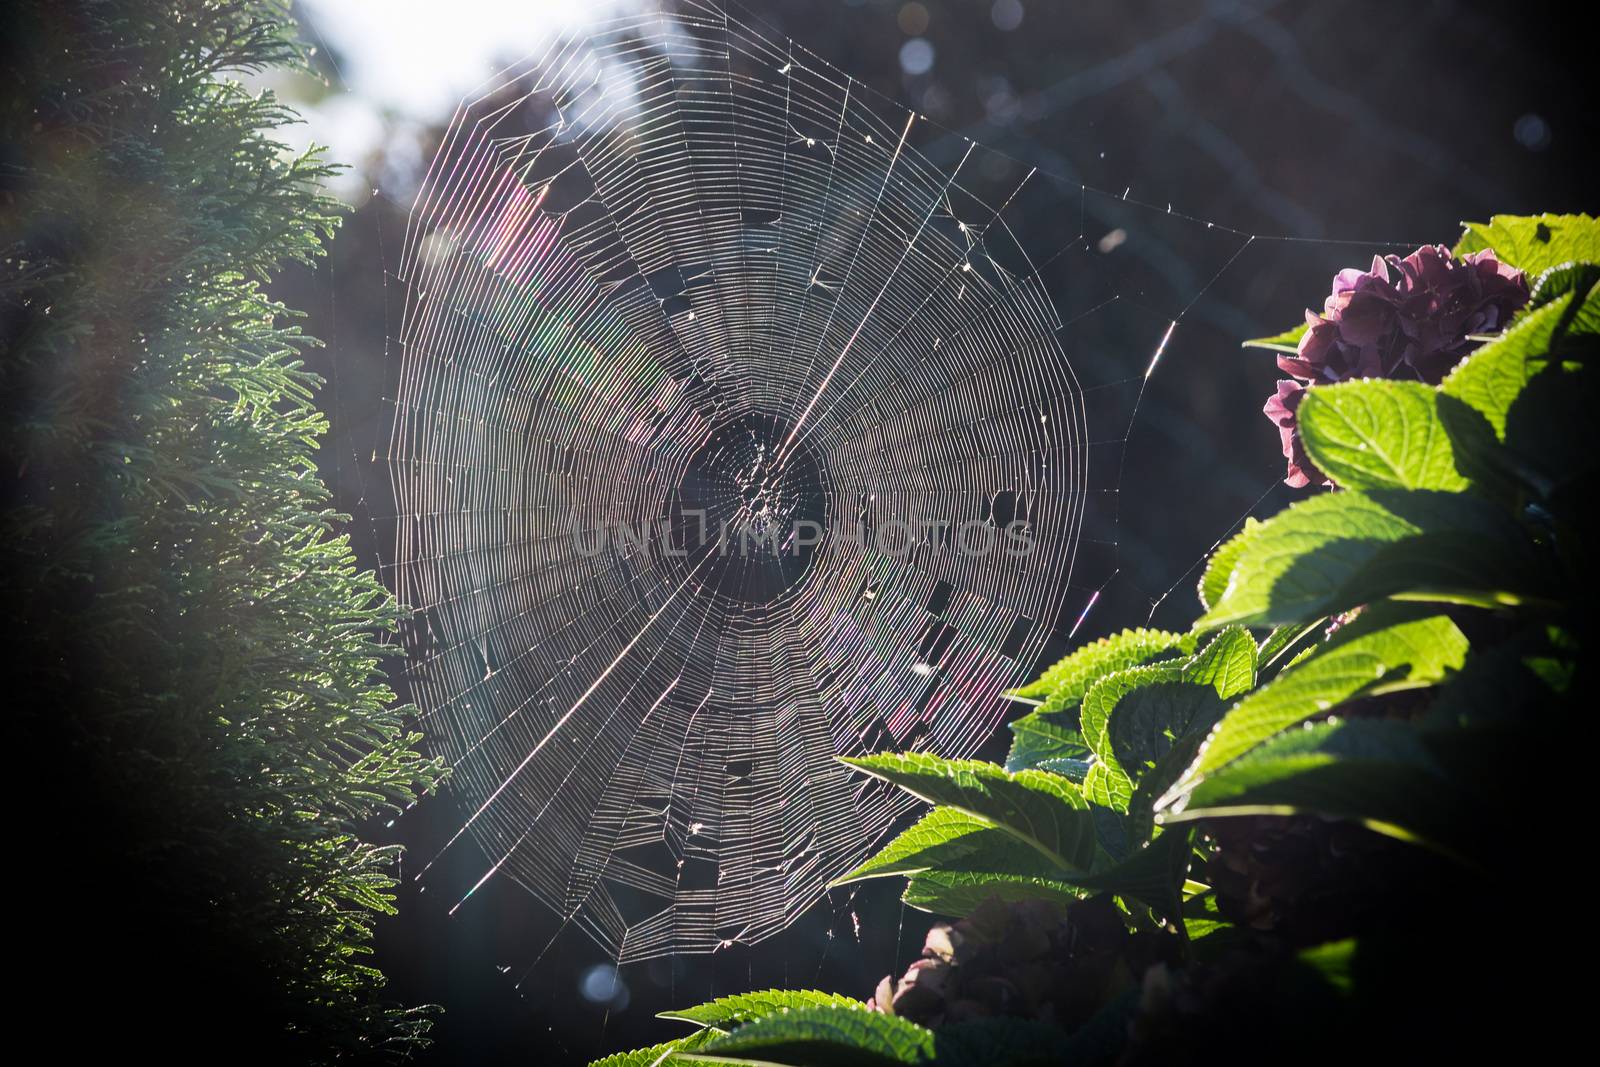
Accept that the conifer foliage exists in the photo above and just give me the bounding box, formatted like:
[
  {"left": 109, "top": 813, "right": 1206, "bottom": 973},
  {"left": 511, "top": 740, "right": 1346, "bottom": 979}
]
[{"left": 1, "top": 2, "right": 441, "bottom": 1057}]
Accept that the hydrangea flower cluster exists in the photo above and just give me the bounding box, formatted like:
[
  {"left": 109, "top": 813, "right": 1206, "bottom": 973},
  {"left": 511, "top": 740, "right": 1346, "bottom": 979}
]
[{"left": 1265, "top": 245, "right": 1528, "bottom": 487}]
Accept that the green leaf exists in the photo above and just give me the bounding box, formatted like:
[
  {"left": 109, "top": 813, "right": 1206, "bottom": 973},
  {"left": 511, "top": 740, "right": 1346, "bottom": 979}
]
[
  {"left": 1126, "top": 727, "right": 1208, "bottom": 844},
  {"left": 830, "top": 807, "right": 1084, "bottom": 893},
  {"left": 1066, "top": 826, "right": 1194, "bottom": 925},
  {"left": 1182, "top": 626, "right": 1258, "bottom": 700},
  {"left": 1433, "top": 393, "right": 1517, "bottom": 499},
  {"left": 831, "top": 808, "right": 998, "bottom": 885},
  {"left": 841, "top": 754, "right": 1097, "bottom": 871},
  {"left": 902, "top": 867, "right": 1087, "bottom": 916},
  {"left": 1164, "top": 718, "right": 1467, "bottom": 854},
  {"left": 1441, "top": 283, "right": 1597, "bottom": 440},
  {"left": 1242, "top": 321, "right": 1311, "bottom": 354},
  {"left": 1035, "top": 756, "right": 1092, "bottom": 782},
  {"left": 1080, "top": 629, "right": 1254, "bottom": 816},
  {"left": 1297, "top": 379, "right": 1468, "bottom": 492},
  {"left": 1146, "top": 631, "right": 1257, "bottom": 807},
  {"left": 1006, "top": 629, "right": 1193, "bottom": 775},
  {"left": 661, "top": 990, "right": 863, "bottom": 1030},
  {"left": 590, "top": 1030, "right": 717, "bottom": 1067},
  {"left": 1453, "top": 213, "right": 1600, "bottom": 275},
  {"left": 1528, "top": 260, "right": 1600, "bottom": 309},
  {"left": 1198, "top": 517, "right": 1262, "bottom": 612},
  {"left": 1160, "top": 609, "right": 1467, "bottom": 803},
  {"left": 835, "top": 809, "right": 1114, "bottom": 915},
  {"left": 1008, "top": 628, "right": 1189, "bottom": 703},
  {"left": 894, "top": 828, "right": 1190, "bottom": 922},
  {"left": 1195, "top": 489, "right": 1541, "bottom": 628},
  {"left": 1440, "top": 281, "right": 1598, "bottom": 497},
  {"left": 1004, "top": 708, "right": 1091, "bottom": 773},
  {"left": 681, "top": 1004, "right": 935, "bottom": 1066},
  {"left": 1256, "top": 621, "right": 1323, "bottom": 675},
  {"left": 1079, "top": 664, "right": 1185, "bottom": 812}
]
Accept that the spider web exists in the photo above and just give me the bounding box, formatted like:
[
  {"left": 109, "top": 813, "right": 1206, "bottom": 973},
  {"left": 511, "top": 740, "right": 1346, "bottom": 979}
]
[{"left": 389, "top": 0, "right": 1251, "bottom": 963}]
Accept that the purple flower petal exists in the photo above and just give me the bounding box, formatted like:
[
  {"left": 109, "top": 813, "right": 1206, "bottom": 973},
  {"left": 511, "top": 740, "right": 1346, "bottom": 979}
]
[{"left": 1263, "top": 379, "right": 1327, "bottom": 489}]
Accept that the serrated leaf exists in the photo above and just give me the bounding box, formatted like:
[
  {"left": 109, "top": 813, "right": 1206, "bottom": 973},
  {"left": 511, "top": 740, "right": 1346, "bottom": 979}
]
[
  {"left": 1181, "top": 626, "right": 1258, "bottom": 700},
  {"left": 682, "top": 1004, "right": 935, "bottom": 1066},
  {"left": 588, "top": 1043, "right": 679, "bottom": 1067},
  {"left": 1297, "top": 379, "right": 1468, "bottom": 492},
  {"left": 589, "top": 1030, "right": 716, "bottom": 1067},
  {"left": 902, "top": 867, "right": 1087, "bottom": 916},
  {"left": 1242, "top": 321, "right": 1311, "bottom": 354},
  {"left": 1500, "top": 362, "right": 1597, "bottom": 495},
  {"left": 1160, "top": 609, "right": 1467, "bottom": 805},
  {"left": 1067, "top": 825, "right": 1193, "bottom": 925},
  {"left": 1195, "top": 489, "right": 1540, "bottom": 628},
  {"left": 1163, "top": 718, "right": 1482, "bottom": 862},
  {"left": 831, "top": 808, "right": 1011, "bottom": 886},
  {"left": 841, "top": 754, "right": 1096, "bottom": 871},
  {"left": 1079, "top": 664, "right": 1184, "bottom": 812},
  {"left": 1129, "top": 628, "right": 1256, "bottom": 834},
  {"left": 841, "top": 806, "right": 1185, "bottom": 917},
  {"left": 1453, "top": 213, "right": 1600, "bottom": 275},
  {"left": 1441, "top": 283, "right": 1598, "bottom": 440},
  {"left": 1256, "top": 621, "right": 1322, "bottom": 674},
  {"left": 843, "top": 811, "right": 1138, "bottom": 915},
  {"left": 1174, "top": 718, "right": 1434, "bottom": 814},
  {"left": 1198, "top": 517, "right": 1262, "bottom": 612},
  {"left": 662, "top": 990, "right": 862, "bottom": 1030},
  {"left": 1441, "top": 281, "right": 1598, "bottom": 498},
  {"left": 1035, "top": 756, "right": 1092, "bottom": 782},
  {"left": 1004, "top": 708, "right": 1090, "bottom": 773},
  {"left": 1081, "top": 629, "right": 1254, "bottom": 816},
  {"left": 1092, "top": 805, "right": 1132, "bottom": 861},
  {"left": 1127, "top": 729, "right": 1208, "bottom": 843},
  {"left": 1433, "top": 393, "right": 1518, "bottom": 500},
  {"left": 1528, "top": 260, "right": 1600, "bottom": 309},
  {"left": 1008, "top": 628, "right": 1188, "bottom": 703},
  {"left": 832, "top": 809, "right": 1094, "bottom": 902}
]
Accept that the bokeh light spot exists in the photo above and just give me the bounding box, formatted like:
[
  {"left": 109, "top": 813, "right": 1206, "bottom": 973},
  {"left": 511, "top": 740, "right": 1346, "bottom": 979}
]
[
  {"left": 991, "top": 0, "right": 1025, "bottom": 32},
  {"left": 899, "top": 37, "right": 935, "bottom": 75}
]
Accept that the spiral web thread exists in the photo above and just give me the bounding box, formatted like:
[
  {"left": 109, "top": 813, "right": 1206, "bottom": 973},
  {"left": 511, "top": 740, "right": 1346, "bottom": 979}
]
[{"left": 390, "top": 0, "right": 1252, "bottom": 963}]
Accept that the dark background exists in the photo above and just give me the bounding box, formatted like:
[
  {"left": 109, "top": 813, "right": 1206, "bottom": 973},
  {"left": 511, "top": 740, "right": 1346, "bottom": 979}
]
[{"left": 272, "top": 1, "right": 1597, "bottom": 1061}]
